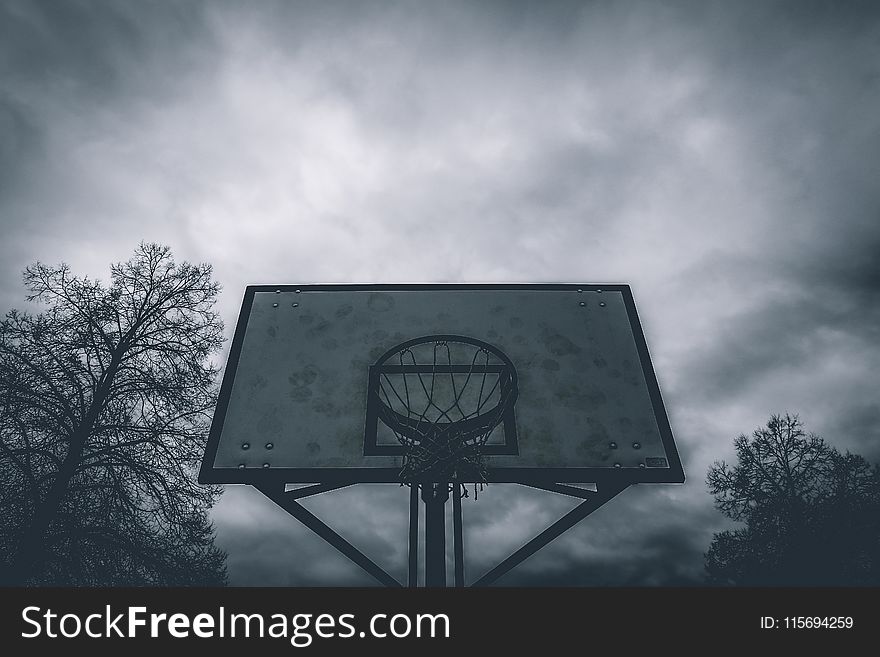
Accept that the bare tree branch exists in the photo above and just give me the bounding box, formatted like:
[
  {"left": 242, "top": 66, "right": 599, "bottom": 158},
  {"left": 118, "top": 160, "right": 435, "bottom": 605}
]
[{"left": 0, "top": 243, "right": 227, "bottom": 585}]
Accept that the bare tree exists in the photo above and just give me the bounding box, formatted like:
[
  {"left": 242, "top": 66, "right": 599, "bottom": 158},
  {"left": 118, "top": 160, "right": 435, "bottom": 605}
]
[
  {"left": 0, "top": 243, "right": 226, "bottom": 584},
  {"left": 706, "top": 414, "right": 880, "bottom": 585}
]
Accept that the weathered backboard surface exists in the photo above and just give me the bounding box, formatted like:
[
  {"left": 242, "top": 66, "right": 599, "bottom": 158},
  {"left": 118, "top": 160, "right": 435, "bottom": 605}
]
[{"left": 199, "top": 284, "right": 683, "bottom": 485}]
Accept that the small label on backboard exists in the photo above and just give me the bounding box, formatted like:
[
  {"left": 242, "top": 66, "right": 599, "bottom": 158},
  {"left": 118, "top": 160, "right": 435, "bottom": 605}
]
[{"left": 645, "top": 457, "right": 668, "bottom": 468}]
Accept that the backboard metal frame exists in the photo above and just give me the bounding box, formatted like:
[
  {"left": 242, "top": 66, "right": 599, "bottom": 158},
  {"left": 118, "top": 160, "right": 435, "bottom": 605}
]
[{"left": 199, "top": 284, "right": 684, "bottom": 488}]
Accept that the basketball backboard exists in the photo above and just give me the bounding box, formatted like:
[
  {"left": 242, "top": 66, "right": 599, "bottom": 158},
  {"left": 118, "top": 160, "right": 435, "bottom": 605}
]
[{"left": 199, "top": 284, "right": 683, "bottom": 486}]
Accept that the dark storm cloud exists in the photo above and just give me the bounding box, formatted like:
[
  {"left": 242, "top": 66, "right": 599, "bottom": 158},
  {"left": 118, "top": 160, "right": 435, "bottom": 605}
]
[
  {"left": 496, "top": 529, "right": 705, "bottom": 587},
  {"left": 0, "top": 0, "right": 216, "bottom": 302},
  {"left": 460, "top": 484, "right": 718, "bottom": 586},
  {"left": 215, "top": 485, "right": 411, "bottom": 586},
  {"left": 633, "top": 0, "right": 880, "bottom": 464},
  {"left": 685, "top": 286, "right": 880, "bottom": 401},
  {"left": 0, "top": 93, "right": 40, "bottom": 195},
  {"left": 0, "top": 0, "right": 211, "bottom": 97},
  {"left": 2, "top": 0, "right": 879, "bottom": 586}
]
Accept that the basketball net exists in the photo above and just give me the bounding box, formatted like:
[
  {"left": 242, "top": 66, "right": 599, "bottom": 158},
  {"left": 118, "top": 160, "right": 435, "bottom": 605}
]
[{"left": 373, "top": 337, "right": 518, "bottom": 498}]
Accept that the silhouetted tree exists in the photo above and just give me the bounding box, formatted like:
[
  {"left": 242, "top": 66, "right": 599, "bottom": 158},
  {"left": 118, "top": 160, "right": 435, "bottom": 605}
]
[
  {"left": 705, "top": 414, "right": 880, "bottom": 585},
  {"left": 0, "top": 243, "right": 227, "bottom": 585}
]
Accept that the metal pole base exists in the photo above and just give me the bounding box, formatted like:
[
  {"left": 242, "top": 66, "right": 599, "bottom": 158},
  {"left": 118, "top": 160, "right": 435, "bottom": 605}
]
[{"left": 422, "top": 482, "right": 449, "bottom": 587}]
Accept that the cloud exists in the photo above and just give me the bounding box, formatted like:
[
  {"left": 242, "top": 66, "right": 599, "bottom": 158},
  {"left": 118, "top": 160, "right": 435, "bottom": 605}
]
[{"left": 2, "top": 0, "right": 879, "bottom": 585}]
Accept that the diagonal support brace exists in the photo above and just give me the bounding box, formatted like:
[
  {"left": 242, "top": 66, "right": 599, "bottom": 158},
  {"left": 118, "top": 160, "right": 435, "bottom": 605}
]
[
  {"left": 283, "top": 482, "right": 354, "bottom": 500},
  {"left": 257, "top": 484, "right": 402, "bottom": 588},
  {"left": 516, "top": 482, "right": 598, "bottom": 499},
  {"left": 471, "top": 481, "right": 629, "bottom": 587}
]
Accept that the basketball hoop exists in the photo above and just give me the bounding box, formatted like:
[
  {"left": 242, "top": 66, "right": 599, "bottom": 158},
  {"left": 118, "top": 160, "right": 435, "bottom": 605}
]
[{"left": 371, "top": 335, "right": 519, "bottom": 491}]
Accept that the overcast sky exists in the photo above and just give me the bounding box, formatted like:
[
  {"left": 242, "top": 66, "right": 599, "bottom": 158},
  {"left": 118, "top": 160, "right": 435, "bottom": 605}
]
[{"left": 2, "top": 0, "right": 879, "bottom": 585}]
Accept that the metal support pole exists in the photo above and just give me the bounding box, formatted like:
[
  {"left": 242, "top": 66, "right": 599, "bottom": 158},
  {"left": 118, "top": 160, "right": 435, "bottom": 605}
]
[
  {"left": 422, "top": 482, "right": 449, "bottom": 587},
  {"left": 408, "top": 485, "right": 419, "bottom": 587},
  {"left": 452, "top": 484, "right": 464, "bottom": 587}
]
